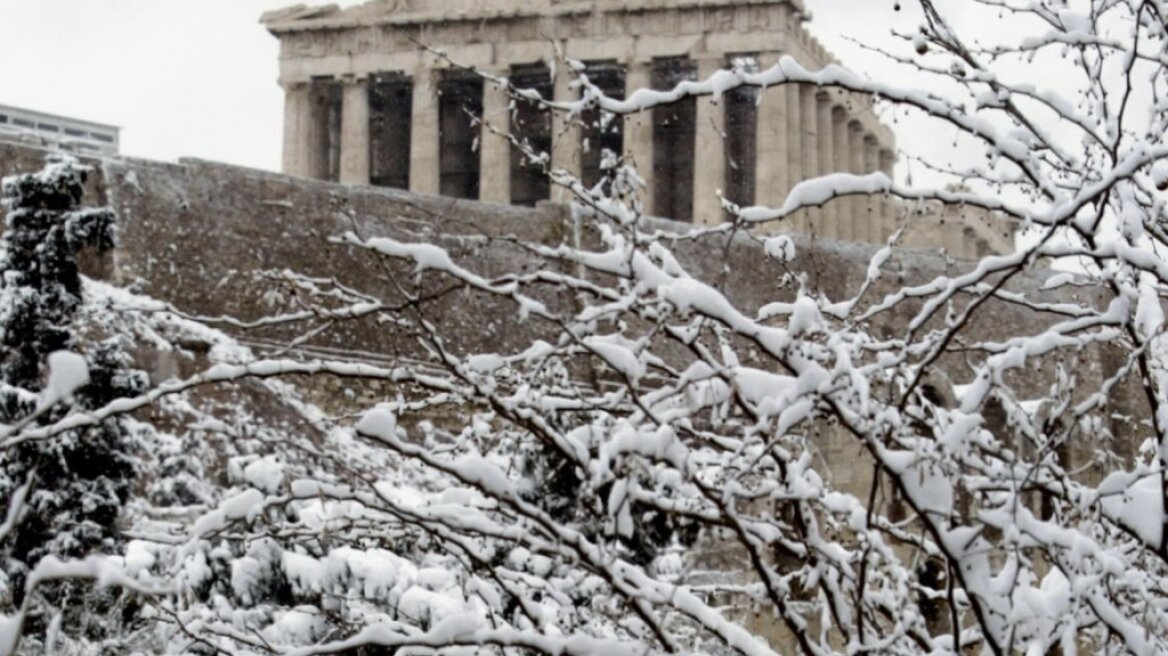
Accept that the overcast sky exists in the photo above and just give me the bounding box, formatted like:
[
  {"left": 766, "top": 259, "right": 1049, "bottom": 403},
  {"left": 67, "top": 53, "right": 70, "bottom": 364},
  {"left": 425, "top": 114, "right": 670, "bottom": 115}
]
[{"left": 0, "top": 0, "right": 964, "bottom": 172}]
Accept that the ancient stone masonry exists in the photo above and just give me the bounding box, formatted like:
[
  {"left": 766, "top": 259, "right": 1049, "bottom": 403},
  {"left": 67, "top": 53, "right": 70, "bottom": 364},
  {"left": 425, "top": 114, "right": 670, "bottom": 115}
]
[
  {"left": 262, "top": 0, "right": 1014, "bottom": 257},
  {"left": 0, "top": 137, "right": 1137, "bottom": 521},
  {"left": 0, "top": 139, "right": 1143, "bottom": 651}
]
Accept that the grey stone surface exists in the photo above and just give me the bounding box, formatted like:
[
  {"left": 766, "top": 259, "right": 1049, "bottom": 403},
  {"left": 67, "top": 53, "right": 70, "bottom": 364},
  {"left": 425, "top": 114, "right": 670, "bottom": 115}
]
[{"left": 0, "top": 139, "right": 1143, "bottom": 460}]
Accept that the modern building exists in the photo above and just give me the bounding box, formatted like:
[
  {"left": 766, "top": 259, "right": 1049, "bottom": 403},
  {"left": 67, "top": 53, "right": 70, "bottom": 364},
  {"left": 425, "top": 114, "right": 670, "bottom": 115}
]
[
  {"left": 0, "top": 103, "right": 120, "bottom": 157},
  {"left": 262, "top": 0, "right": 1013, "bottom": 256}
]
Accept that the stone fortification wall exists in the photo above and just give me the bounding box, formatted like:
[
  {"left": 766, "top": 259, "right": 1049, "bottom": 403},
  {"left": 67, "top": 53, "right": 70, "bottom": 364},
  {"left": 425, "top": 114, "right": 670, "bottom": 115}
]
[
  {"left": 0, "top": 140, "right": 1146, "bottom": 655},
  {"left": 0, "top": 139, "right": 1142, "bottom": 489}
]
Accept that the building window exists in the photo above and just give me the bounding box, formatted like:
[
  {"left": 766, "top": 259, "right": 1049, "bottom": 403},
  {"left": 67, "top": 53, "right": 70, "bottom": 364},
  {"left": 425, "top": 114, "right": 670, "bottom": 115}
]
[
  {"left": 369, "top": 73, "right": 413, "bottom": 190},
  {"left": 64, "top": 127, "right": 86, "bottom": 137},
  {"left": 92, "top": 132, "right": 116, "bottom": 143},
  {"left": 0, "top": 114, "right": 7, "bottom": 124},
  {"left": 508, "top": 63, "right": 552, "bottom": 207},
  {"left": 651, "top": 57, "right": 697, "bottom": 222},
  {"left": 580, "top": 61, "right": 625, "bottom": 192},
  {"left": 37, "top": 123, "right": 60, "bottom": 133},
  {"left": 310, "top": 78, "right": 343, "bottom": 182},
  {"left": 13, "top": 118, "right": 34, "bottom": 128},
  {"left": 724, "top": 55, "right": 759, "bottom": 208},
  {"left": 438, "top": 73, "right": 483, "bottom": 200}
]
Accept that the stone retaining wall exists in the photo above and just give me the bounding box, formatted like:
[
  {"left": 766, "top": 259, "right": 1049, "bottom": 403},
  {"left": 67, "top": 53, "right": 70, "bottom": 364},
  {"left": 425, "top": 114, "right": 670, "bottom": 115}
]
[{"left": 0, "top": 139, "right": 1143, "bottom": 493}]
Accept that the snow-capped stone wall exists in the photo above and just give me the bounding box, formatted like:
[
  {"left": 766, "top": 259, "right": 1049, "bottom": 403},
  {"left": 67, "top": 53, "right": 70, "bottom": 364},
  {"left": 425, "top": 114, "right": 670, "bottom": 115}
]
[{"left": 0, "top": 139, "right": 1145, "bottom": 491}]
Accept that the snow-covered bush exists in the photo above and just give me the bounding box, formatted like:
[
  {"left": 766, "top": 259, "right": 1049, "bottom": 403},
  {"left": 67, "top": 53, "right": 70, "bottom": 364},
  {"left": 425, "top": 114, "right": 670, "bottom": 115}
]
[
  {"left": 5, "top": 1, "right": 1168, "bottom": 654},
  {"left": 0, "top": 160, "right": 143, "bottom": 649}
]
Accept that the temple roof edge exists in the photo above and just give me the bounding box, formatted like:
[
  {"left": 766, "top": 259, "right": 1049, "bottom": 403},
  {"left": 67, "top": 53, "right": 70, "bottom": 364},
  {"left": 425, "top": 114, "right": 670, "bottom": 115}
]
[{"left": 261, "top": 0, "right": 807, "bottom": 35}]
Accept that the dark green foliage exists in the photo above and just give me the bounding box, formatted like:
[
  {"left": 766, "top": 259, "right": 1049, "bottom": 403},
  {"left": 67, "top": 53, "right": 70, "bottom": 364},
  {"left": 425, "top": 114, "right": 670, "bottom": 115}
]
[
  {"left": 518, "top": 435, "right": 698, "bottom": 568},
  {"left": 0, "top": 159, "right": 139, "bottom": 631},
  {"left": 502, "top": 359, "right": 698, "bottom": 569},
  {"left": 0, "top": 163, "right": 113, "bottom": 389},
  {"left": 7, "top": 341, "right": 144, "bottom": 569}
]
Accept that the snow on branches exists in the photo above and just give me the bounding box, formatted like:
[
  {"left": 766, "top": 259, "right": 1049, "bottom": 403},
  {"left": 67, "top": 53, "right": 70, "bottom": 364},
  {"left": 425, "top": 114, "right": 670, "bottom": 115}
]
[{"left": 4, "top": 1, "right": 1168, "bottom": 655}]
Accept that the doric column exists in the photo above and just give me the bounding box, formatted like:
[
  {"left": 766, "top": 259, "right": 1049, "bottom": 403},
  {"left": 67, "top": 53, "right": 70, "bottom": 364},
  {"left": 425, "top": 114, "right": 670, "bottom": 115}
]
[
  {"left": 815, "top": 92, "right": 837, "bottom": 240},
  {"left": 755, "top": 58, "right": 789, "bottom": 224},
  {"left": 786, "top": 84, "right": 806, "bottom": 235},
  {"left": 799, "top": 84, "right": 820, "bottom": 236},
  {"left": 941, "top": 204, "right": 967, "bottom": 258},
  {"left": 624, "top": 61, "right": 654, "bottom": 215},
  {"left": 281, "top": 82, "right": 312, "bottom": 178},
  {"left": 304, "top": 81, "right": 330, "bottom": 181},
  {"left": 339, "top": 77, "right": 370, "bottom": 186},
  {"left": 552, "top": 61, "right": 582, "bottom": 202},
  {"left": 848, "top": 121, "right": 868, "bottom": 243},
  {"left": 480, "top": 74, "right": 512, "bottom": 204},
  {"left": 831, "top": 107, "right": 853, "bottom": 241},
  {"left": 409, "top": 66, "right": 440, "bottom": 196},
  {"left": 879, "top": 148, "right": 895, "bottom": 177},
  {"left": 693, "top": 57, "right": 726, "bottom": 226},
  {"left": 879, "top": 148, "right": 897, "bottom": 243},
  {"left": 864, "top": 135, "right": 881, "bottom": 243}
]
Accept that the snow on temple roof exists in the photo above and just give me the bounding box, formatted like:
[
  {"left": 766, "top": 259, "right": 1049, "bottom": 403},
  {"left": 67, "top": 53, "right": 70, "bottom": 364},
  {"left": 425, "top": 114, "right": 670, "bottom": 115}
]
[{"left": 261, "top": 0, "right": 808, "bottom": 32}]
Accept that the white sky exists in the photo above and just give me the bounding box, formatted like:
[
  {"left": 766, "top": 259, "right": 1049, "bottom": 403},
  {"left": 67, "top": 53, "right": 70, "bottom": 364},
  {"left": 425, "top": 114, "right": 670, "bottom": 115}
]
[{"left": 0, "top": 0, "right": 973, "bottom": 173}]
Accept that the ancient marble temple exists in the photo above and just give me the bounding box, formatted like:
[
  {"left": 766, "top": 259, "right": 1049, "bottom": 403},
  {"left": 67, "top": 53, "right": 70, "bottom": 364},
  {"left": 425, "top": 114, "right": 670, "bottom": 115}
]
[{"left": 262, "top": 0, "right": 1013, "bottom": 257}]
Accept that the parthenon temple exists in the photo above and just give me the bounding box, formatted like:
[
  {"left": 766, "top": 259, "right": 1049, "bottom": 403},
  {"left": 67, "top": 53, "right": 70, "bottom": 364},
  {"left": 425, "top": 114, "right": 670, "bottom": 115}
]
[{"left": 262, "top": 0, "right": 1014, "bottom": 257}]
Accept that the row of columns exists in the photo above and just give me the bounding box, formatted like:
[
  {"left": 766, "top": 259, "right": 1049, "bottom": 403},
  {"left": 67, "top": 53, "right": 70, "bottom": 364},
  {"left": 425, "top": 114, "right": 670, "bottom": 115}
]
[
  {"left": 281, "top": 56, "right": 898, "bottom": 244},
  {"left": 692, "top": 72, "right": 896, "bottom": 243}
]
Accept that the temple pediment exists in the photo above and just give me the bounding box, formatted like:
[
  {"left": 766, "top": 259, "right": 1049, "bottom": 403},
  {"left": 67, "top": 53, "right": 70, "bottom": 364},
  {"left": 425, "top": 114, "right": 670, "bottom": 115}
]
[
  {"left": 262, "top": 0, "right": 538, "bottom": 30},
  {"left": 259, "top": 4, "right": 343, "bottom": 25},
  {"left": 261, "top": 0, "right": 805, "bottom": 33}
]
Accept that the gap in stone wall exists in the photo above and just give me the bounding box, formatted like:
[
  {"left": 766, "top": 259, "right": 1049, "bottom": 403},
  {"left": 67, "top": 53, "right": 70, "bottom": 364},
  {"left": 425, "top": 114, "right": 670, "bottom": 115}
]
[
  {"left": 651, "top": 57, "right": 697, "bottom": 222},
  {"left": 580, "top": 61, "right": 625, "bottom": 192},
  {"left": 369, "top": 72, "right": 413, "bottom": 190},
  {"left": 509, "top": 63, "right": 553, "bottom": 207},
  {"left": 438, "top": 72, "right": 484, "bottom": 200},
  {"left": 724, "top": 54, "right": 760, "bottom": 209}
]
